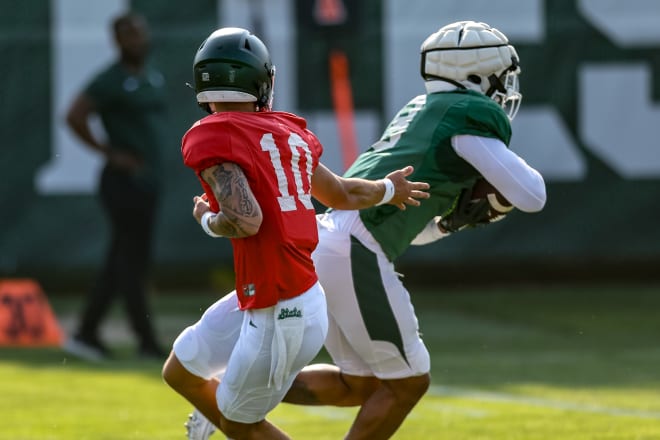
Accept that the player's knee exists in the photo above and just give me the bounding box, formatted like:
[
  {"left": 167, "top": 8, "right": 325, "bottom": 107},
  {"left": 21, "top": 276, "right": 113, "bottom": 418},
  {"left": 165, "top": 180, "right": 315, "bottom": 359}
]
[
  {"left": 387, "top": 373, "right": 431, "bottom": 406},
  {"left": 219, "top": 417, "right": 255, "bottom": 439},
  {"left": 343, "top": 373, "right": 381, "bottom": 403},
  {"left": 161, "top": 354, "right": 178, "bottom": 387},
  {"left": 283, "top": 375, "right": 317, "bottom": 404},
  {"left": 408, "top": 372, "right": 431, "bottom": 399},
  {"left": 161, "top": 353, "right": 193, "bottom": 392}
]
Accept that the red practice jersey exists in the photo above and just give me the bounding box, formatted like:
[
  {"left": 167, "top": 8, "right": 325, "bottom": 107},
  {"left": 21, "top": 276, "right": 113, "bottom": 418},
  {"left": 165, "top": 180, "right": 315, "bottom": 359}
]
[{"left": 182, "top": 111, "right": 323, "bottom": 310}]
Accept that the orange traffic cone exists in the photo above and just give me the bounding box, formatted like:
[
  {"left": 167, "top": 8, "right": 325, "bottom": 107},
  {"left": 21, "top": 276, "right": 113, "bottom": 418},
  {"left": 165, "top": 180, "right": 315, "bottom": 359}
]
[{"left": 0, "top": 278, "right": 64, "bottom": 347}]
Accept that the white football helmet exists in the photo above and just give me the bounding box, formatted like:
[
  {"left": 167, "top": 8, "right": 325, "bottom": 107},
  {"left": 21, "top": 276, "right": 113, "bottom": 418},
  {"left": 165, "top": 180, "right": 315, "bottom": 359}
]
[{"left": 420, "top": 21, "right": 522, "bottom": 119}]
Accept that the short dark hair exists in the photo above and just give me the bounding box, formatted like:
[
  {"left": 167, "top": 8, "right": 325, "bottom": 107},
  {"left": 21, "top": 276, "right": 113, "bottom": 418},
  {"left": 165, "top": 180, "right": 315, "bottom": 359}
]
[{"left": 112, "top": 12, "right": 145, "bottom": 37}]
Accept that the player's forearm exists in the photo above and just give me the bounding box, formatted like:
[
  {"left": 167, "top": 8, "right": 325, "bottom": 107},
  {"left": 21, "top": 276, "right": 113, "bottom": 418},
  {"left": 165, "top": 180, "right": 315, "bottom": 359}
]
[
  {"left": 410, "top": 216, "right": 451, "bottom": 245},
  {"left": 206, "top": 210, "right": 260, "bottom": 238},
  {"left": 312, "top": 164, "right": 428, "bottom": 210},
  {"left": 311, "top": 164, "right": 390, "bottom": 210},
  {"left": 333, "top": 177, "right": 393, "bottom": 210},
  {"left": 452, "top": 134, "right": 546, "bottom": 212},
  {"left": 200, "top": 162, "right": 263, "bottom": 237}
]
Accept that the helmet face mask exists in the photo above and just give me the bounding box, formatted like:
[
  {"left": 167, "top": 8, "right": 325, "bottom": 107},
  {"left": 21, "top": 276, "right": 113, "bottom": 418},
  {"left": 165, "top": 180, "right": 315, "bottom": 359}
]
[
  {"left": 492, "top": 69, "right": 521, "bottom": 120},
  {"left": 193, "top": 27, "right": 275, "bottom": 113},
  {"left": 420, "top": 21, "right": 522, "bottom": 120}
]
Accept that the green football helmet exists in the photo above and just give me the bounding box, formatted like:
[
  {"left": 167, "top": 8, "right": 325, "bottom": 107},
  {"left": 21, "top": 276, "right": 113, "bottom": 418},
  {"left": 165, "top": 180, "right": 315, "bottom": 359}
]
[{"left": 193, "top": 27, "right": 275, "bottom": 112}]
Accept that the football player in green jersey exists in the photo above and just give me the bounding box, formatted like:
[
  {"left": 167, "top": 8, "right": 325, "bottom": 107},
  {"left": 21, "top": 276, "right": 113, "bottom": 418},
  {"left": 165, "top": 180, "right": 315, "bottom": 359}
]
[
  {"left": 279, "top": 20, "right": 547, "bottom": 439},
  {"left": 184, "top": 20, "right": 546, "bottom": 440}
]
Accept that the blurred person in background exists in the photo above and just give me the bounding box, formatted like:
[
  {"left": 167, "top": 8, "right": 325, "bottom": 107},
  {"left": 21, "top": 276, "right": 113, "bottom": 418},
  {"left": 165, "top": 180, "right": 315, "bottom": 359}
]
[
  {"left": 63, "top": 12, "right": 168, "bottom": 361},
  {"left": 161, "top": 27, "right": 430, "bottom": 440},
  {"left": 184, "top": 20, "right": 547, "bottom": 440}
]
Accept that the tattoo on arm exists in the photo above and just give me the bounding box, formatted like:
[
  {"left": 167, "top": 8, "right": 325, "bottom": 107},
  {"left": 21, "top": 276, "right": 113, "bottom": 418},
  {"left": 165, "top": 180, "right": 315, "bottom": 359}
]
[{"left": 201, "top": 163, "right": 262, "bottom": 237}]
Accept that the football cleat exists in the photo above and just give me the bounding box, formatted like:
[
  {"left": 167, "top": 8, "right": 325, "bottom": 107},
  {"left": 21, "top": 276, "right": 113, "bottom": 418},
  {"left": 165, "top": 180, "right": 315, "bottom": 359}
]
[{"left": 185, "top": 410, "right": 216, "bottom": 440}]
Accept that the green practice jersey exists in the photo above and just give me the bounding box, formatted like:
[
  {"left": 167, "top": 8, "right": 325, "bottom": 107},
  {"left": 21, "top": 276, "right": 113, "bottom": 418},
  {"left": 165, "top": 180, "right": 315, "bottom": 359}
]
[
  {"left": 85, "top": 62, "right": 169, "bottom": 186},
  {"left": 343, "top": 89, "right": 512, "bottom": 261}
]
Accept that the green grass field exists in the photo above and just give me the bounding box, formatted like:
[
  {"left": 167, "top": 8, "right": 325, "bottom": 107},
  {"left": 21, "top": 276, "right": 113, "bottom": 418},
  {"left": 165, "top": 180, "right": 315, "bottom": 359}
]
[{"left": 2, "top": 284, "right": 660, "bottom": 439}]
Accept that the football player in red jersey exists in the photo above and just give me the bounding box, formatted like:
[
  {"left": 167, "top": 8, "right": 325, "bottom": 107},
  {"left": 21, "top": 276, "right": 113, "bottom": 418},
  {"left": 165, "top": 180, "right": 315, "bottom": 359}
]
[
  {"left": 182, "top": 20, "right": 547, "bottom": 440},
  {"left": 161, "top": 27, "right": 430, "bottom": 440}
]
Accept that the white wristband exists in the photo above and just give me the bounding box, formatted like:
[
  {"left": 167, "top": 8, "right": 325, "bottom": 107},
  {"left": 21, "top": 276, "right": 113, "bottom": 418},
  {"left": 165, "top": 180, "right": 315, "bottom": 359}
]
[
  {"left": 375, "top": 178, "right": 395, "bottom": 206},
  {"left": 200, "top": 211, "right": 222, "bottom": 238},
  {"left": 487, "top": 193, "right": 514, "bottom": 213}
]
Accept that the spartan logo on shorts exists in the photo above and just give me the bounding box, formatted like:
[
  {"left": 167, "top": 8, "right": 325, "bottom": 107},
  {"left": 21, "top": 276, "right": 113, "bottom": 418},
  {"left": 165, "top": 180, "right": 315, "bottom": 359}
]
[
  {"left": 242, "top": 283, "right": 255, "bottom": 296},
  {"left": 277, "top": 307, "right": 302, "bottom": 320}
]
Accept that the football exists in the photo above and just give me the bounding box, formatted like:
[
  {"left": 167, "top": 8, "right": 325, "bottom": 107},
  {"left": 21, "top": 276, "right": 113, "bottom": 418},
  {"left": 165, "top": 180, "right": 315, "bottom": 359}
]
[{"left": 470, "top": 178, "right": 513, "bottom": 213}]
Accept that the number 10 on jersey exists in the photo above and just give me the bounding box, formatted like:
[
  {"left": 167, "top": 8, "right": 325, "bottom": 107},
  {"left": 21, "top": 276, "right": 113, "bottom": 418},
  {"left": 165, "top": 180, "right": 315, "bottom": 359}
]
[{"left": 260, "top": 132, "right": 315, "bottom": 212}]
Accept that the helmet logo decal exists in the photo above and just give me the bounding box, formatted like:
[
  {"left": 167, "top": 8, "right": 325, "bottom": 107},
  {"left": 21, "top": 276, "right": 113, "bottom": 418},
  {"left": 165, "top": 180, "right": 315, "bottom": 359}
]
[
  {"left": 228, "top": 69, "right": 236, "bottom": 83},
  {"left": 201, "top": 72, "right": 210, "bottom": 82}
]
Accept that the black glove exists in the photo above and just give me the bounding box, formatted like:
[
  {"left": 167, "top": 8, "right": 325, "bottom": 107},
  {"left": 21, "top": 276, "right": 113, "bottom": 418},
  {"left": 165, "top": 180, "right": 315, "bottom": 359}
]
[{"left": 438, "top": 189, "right": 493, "bottom": 233}]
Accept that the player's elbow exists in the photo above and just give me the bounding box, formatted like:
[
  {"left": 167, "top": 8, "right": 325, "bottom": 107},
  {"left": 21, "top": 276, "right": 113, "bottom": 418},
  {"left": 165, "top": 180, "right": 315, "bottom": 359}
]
[
  {"left": 222, "top": 208, "right": 263, "bottom": 238},
  {"left": 239, "top": 213, "right": 263, "bottom": 237},
  {"left": 326, "top": 194, "right": 359, "bottom": 211},
  {"left": 65, "top": 109, "right": 83, "bottom": 133},
  {"left": 242, "top": 223, "right": 261, "bottom": 237},
  {"left": 313, "top": 187, "right": 354, "bottom": 211},
  {"left": 516, "top": 186, "right": 547, "bottom": 213}
]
